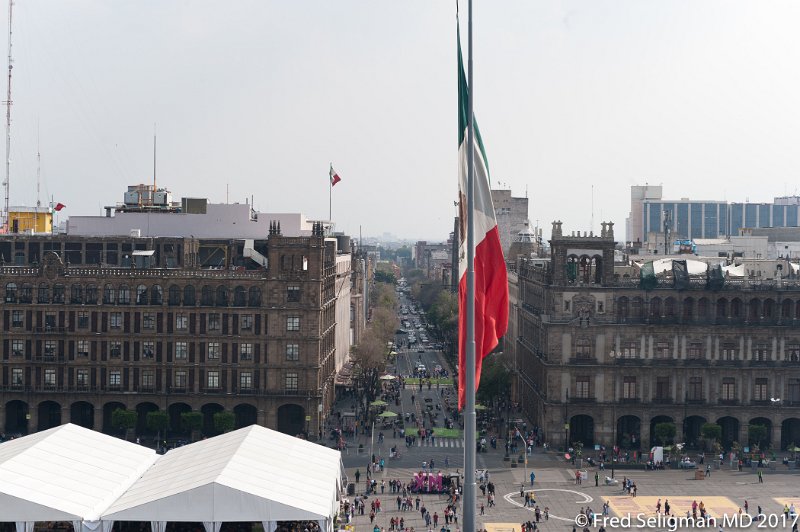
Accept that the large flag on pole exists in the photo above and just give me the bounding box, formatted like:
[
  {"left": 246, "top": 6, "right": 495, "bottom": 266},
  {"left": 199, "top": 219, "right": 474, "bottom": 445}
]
[
  {"left": 457, "top": 28, "right": 508, "bottom": 411},
  {"left": 329, "top": 164, "right": 342, "bottom": 187}
]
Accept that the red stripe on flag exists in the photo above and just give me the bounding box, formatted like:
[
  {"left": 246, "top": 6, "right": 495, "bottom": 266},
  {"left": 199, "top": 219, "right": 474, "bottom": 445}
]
[
  {"left": 331, "top": 173, "right": 341, "bottom": 186},
  {"left": 458, "top": 225, "right": 509, "bottom": 411}
]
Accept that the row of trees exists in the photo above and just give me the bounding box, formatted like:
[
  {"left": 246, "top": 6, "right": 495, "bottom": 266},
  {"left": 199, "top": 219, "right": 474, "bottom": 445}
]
[
  {"left": 351, "top": 281, "right": 399, "bottom": 402},
  {"left": 111, "top": 408, "right": 236, "bottom": 439},
  {"left": 652, "top": 421, "right": 771, "bottom": 451}
]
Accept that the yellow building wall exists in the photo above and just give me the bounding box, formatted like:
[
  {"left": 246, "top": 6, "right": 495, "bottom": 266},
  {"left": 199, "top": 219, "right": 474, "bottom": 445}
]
[{"left": 9, "top": 210, "right": 53, "bottom": 233}]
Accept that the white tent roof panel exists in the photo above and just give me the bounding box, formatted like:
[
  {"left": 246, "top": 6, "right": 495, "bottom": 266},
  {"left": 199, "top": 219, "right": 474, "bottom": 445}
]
[
  {"left": 0, "top": 424, "right": 158, "bottom": 521},
  {"left": 103, "top": 425, "right": 343, "bottom": 523}
]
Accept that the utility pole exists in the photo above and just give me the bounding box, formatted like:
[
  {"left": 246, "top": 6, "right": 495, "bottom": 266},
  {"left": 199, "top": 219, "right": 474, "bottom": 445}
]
[
  {"left": 3, "top": 0, "right": 13, "bottom": 231},
  {"left": 663, "top": 210, "right": 671, "bottom": 255}
]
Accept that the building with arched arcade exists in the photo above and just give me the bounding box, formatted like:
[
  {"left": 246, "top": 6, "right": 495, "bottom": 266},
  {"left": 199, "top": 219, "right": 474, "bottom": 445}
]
[
  {"left": 0, "top": 218, "right": 361, "bottom": 442},
  {"left": 514, "top": 220, "right": 800, "bottom": 452}
]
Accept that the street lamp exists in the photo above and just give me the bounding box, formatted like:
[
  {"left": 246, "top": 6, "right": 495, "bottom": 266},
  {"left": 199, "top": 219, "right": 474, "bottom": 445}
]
[
  {"left": 609, "top": 350, "right": 617, "bottom": 478},
  {"left": 564, "top": 388, "right": 570, "bottom": 451}
]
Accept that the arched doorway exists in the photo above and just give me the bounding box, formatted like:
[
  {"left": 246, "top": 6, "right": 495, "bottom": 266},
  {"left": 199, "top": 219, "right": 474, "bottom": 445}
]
[
  {"left": 102, "top": 401, "right": 127, "bottom": 434},
  {"left": 616, "top": 415, "right": 641, "bottom": 450},
  {"left": 749, "top": 417, "right": 772, "bottom": 449},
  {"left": 277, "top": 404, "right": 306, "bottom": 436},
  {"left": 70, "top": 401, "right": 94, "bottom": 429},
  {"left": 683, "top": 415, "right": 706, "bottom": 449},
  {"left": 168, "top": 402, "right": 192, "bottom": 436},
  {"left": 234, "top": 404, "right": 258, "bottom": 429},
  {"left": 569, "top": 415, "right": 594, "bottom": 447},
  {"left": 782, "top": 418, "right": 800, "bottom": 450},
  {"left": 5, "top": 400, "right": 29, "bottom": 434},
  {"left": 135, "top": 402, "right": 159, "bottom": 437},
  {"left": 37, "top": 401, "right": 62, "bottom": 431},
  {"left": 201, "top": 403, "right": 224, "bottom": 436},
  {"left": 717, "top": 416, "right": 740, "bottom": 450},
  {"left": 649, "top": 416, "right": 675, "bottom": 447}
]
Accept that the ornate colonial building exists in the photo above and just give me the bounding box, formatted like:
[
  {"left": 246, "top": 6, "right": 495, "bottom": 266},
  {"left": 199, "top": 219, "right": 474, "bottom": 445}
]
[
  {"left": 0, "top": 221, "right": 355, "bottom": 441},
  {"left": 516, "top": 221, "right": 800, "bottom": 451}
]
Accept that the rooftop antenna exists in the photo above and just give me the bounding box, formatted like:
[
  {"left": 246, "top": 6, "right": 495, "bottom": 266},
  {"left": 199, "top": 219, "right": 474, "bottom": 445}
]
[
  {"left": 152, "top": 123, "right": 157, "bottom": 203},
  {"left": 36, "top": 121, "right": 40, "bottom": 208},
  {"left": 591, "top": 184, "right": 594, "bottom": 233},
  {"left": 3, "top": 0, "right": 13, "bottom": 230}
]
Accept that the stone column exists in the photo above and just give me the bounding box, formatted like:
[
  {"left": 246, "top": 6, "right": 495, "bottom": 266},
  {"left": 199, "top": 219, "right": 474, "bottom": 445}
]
[{"left": 94, "top": 404, "right": 104, "bottom": 431}]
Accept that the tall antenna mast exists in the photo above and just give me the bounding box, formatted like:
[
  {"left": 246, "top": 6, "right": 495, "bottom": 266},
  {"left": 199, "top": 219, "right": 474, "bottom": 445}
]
[
  {"left": 3, "top": 0, "right": 13, "bottom": 230},
  {"left": 36, "top": 122, "right": 40, "bottom": 208},
  {"left": 152, "top": 123, "right": 157, "bottom": 198}
]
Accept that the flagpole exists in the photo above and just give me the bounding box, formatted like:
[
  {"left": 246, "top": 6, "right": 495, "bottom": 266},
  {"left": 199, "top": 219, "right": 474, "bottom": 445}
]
[
  {"left": 329, "top": 163, "right": 332, "bottom": 222},
  {"left": 463, "top": 0, "right": 477, "bottom": 531}
]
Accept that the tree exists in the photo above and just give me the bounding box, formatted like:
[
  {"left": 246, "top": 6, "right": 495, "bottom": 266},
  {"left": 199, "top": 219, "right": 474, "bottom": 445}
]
[
  {"left": 146, "top": 410, "right": 169, "bottom": 434},
  {"left": 180, "top": 411, "right": 203, "bottom": 434},
  {"left": 371, "top": 306, "right": 399, "bottom": 343},
  {"left": 374, "top": 270, "right": 396, "bottom": 284},
  {"left": 477, "top": 355, "right": 510, "bottom": 403},
  {"left": 351, "top": 329, "right": 387, "bottom": 401},
  {"left": 213, "top": 411, "right": 236, "bottom": 434},
  {"left": 748, "top": 424, "right": 768, "bottom": 447},
  {"left": 111, "top": 408, "right": 137, "bottom": 438},
  {"left": 653, "top": 422, "right": 676, "bottom": 446},
  {"left": 700, "top": 422, "right": 722, "bottom": 443}
]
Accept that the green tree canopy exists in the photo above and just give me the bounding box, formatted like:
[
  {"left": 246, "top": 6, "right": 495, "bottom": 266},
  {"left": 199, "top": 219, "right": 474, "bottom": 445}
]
[
  {"left": 146, "top": 410, "right": 169, "bottom": 434},
  {"left": 180, "top": 411, "right": 203, "bottom": 432},
  {"left": 111, "top": 408, "right": 137, "bottom": 434},
  {"left": 213, "top": 411, "right": 236, "bottom": 434},
  {"left": 700, "top": 422, "right": 722, "bottom": 442},
  {"left": 653, "top": 422, "right": 676, "bottom": 446},
  {"left": 476, "top": 355, "right": 510, "bottom": 403},
  {"left": 748, "top": 424, "right": 768, "bottom": 447}
]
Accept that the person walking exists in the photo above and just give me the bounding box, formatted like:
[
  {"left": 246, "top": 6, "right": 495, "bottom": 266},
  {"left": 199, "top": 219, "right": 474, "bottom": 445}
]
[
  {"left": 758, "top": 469, "right": 764, "bottom": 483},
  {"left": 595, "top": 471, "right": 599, "bottom": 487},
  {"left": 355, "top": 469, "right": 361, "bottom": 485},
  {"left": 530, "top": 471, "right": 536, "bottom": 486}
]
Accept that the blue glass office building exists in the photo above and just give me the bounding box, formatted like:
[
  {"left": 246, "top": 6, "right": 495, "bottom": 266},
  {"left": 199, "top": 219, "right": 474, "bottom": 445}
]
[{"left": 642, "top": 200, "right": 800, "bottom": 241}]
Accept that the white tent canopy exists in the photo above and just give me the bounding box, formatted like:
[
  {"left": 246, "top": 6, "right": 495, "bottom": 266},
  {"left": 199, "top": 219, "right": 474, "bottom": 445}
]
[
  {"left": 0, "top": 424, "right": 157, "bottom": 531},
  {"left": 102, "top": 425, "right": 344, "bottom": 531}
]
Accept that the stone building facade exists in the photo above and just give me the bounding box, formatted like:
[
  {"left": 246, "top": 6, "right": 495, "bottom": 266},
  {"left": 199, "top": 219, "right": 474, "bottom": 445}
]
[
  {"left": 516, "top": 221, "right": 800, "bottom": 452},
  {"left": 0, "top": 222, "right": 352, "bottom": 441}
]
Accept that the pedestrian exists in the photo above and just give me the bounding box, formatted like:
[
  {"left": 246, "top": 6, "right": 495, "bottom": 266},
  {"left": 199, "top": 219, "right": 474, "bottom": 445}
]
[
  {"left": 530, "top": 471, "right": 536, "bottom": 486},
  {"left": 355, "top": 469, "right": 361, "bottom": 484},
  {"left": 480, "top": 503, "right": 485, "bottom": 515},
  {"left": 758, "top": 470, "right": 763, "bottom": 483},
  {"left": 706, "top": 464, "right": 711, "bottom": 478},
  {"left": 744, "top": 500, "right": 749, "bottom": 514},
  {"left": 595, "top": 471, "right": 599, "bottom": 487}
]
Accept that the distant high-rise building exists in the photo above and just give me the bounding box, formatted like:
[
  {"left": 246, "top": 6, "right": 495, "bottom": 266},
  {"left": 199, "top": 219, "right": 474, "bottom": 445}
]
[
  {"left": 626, "top": 185, "right": 662, "bottom": 244},
  {"left": 491, "top": 189, "right": 529, "bottom": 256}
]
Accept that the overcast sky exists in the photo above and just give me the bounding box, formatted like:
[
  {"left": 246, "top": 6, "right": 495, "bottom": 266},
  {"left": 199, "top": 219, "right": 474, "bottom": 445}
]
[{"left": 5, "top": 1, "right": 800, "bottom": 241}]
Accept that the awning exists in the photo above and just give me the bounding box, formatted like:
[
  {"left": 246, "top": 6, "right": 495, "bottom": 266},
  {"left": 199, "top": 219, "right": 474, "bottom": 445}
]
[{"left": 132, "top": 250, "right": 155, "bottom": 256}]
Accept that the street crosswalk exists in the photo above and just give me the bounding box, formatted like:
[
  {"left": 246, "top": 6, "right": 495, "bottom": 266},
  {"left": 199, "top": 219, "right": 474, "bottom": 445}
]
[{"left": 414, "top": 437, "right": 463, "bottom": 448}]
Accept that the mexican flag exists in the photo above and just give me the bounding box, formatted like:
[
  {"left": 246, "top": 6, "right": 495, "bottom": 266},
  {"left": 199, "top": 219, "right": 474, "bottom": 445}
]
[
  {"left": 457, "top": 29, "right": 508, "bottom": 410},
  {"left": 329, "top": 164, "right": 342, "bottom": 187}
]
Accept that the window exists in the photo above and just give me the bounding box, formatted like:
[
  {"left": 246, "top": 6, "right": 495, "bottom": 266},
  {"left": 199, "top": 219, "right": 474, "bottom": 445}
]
[
  {"left": 175, "top": 341, "right": 188, "bottom": 360},
  {"left": 285, "top": 372, "right": 298, "bottom": 391},
  {"left": 109, "top": 341, "right": 122, "bottom": 358},
  {"left": 141, "top": 370, "right": 155, "bottom": 389},
  {"left": 208, "top": 313, "right": 221, "bottom": 331},
  {"left": 721, "top": 378, "right": 736, "bottom": 401},
  {"left": 136, "top": 284, "right": 148, "bottom": 305},
  {"left": 70, "top": 284, "right": 83, "bottom": 304},
  {"left": 655, "top": 376, "right": 671, "bottom": 400},
  {"left": 142, "top": 341, "right": 155, "bottom": 358},
  {"left": 241, "top": 314, "right": 253, "bottom": 330},
  {"left": 240, "top": 343, "right": 253, "bottom": 360},
  {"left": 655, "top": 341, "right": 671, "bottom": 359},
  {"left": 77, "top": 340, "right": 89, "bottom": 357},
  {"left": 207, "top": 342, "right": 220, "bottom": 360},
  {"left": 45, "top": 312, "right": 57, "bottom": 330},
  {"left": 86, "top": 284, "right": 98, "bottom": 304},
  {"left": 688, "top": 342, "right": 704, "bottom": 360},
  {"left": 11, "top": 310, "right": 23, "bottom": 327},
  {"left": 754, "top": 378, "right": 768, "bottom": 401},
  {"left": 787, "top": 344, "right": 800, "bottom": 362},
  {"left": 11, "top": 368, "right": 23, "bottom": 386},
  {"left": 754, "top": 344, "right": 769, "bottom": 361},
  {"left": 286, "top": 343, "right": 299, "bottom": 361},
  {"left": 620, "top": 342, "right": 638, "bottom": 359},
  {"left": 77, "top": 312, "right": 89, "bottom": 329},
  {"left": 103, "top": 284, "right": 115, "bottom": 304},
  {"left": 118, "top": 285, "right": 130, "bottom": 304},
  {"left": 287, "top": 285, "right": 301, "bottom": 303},
  {"left": 240, "top": 371, "right": 253, "bottom": 389},
  {"left": 575, "top": 376, "right": 590, "bottom": 398},
  {"left": 110, "top": 312, "right": 123, "bottom": 329},
  {"left": 286, "top": 316, "right": 300, "bottom": 331},
  {"left": 174, "top": 370, "right": 187, "bottom": 389},
  {"left": 109, "top": 370, "right": 121, "bottom": 387},
  {"left": 176, "top": 313, "right": 188, "bottom": 331},
  {"left": 37, "top": 283, "right": 49, "bottom": 303},
  {"left": 721, "top": 344, "right": 738, "bottom": 361},
  {"left": 5, "top": 282, "right": 16, "bottom": 302},
  {"left": 52, "top": 284, "right": 65, "bottom": 303},
  {"left": 575, "top": 338, "right": 592, "bottom": 359},
  {"left": 44, "top": 369, "right": 56, "bottom": 387},
  {"left": 77, "top": 369, "right": 89, "bottom": 388},
  {"left": 623, "top": 376, "right": 637, "bottom": 399},
  {"left": 44, "top": 340, "right": 57, "bottom": 359},
  {"left": 790, "top": 378, "right": 800, "bottom": 404},
  {"left": 19, "top": 283, "right": 31, "bottom": 303},
  {"left": 207, "top": 371, "right": 220, "bottom": 389},
  {"left": 143, "top": 312, "right": 155, "bottom": 330},
  {"left": 688, "top": 377, "right": 703, "bottom": 401},
  {"left": 11, "top": 339, "right": 23, "bottom": 357}
]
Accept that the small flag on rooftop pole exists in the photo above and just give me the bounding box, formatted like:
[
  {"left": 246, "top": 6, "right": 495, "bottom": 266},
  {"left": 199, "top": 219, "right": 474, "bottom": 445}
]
[
  {"left": 53, "top": 203, "right": 65, "bottom": 212},
  {"left": 329, "top": 165, "right": 341, "bottom": 187}
]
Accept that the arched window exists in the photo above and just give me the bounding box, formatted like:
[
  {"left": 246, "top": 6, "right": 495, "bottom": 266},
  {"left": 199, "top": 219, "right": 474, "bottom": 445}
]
[
  {"left": 201, "top": 285, "right": 214, "bottom": 306},
  {"left": 233, "top": 286, "right": 247, "bottom": 307},
  {"left": 168, "top": 285, "right": 181, "bottom": 306},
  {"left": 248, "top": 286, "right": 262, "bottom": 307},
  {"left": 19, "top": 283, "right": 32, "bottom": 303},
  {"left": 150, "top": 285, "right": 163, "bottom": 305},
  {"left": 682, "top": 297, "right": 694, "bottom": 320},
  {"left": 183, "top": 285, "right": 196, "bottom": 306},
  {"left": 649, "top": 297, "right": 661, "bottom": 318},
  {"left": 104, "top": 284, "right": 115, "bottom": 304},
  {"left": 215, "top": 286, "right": 228, "bottom": 307},
  {"left": 53, "top": 284, "right": 66, "bottom": 304},
  {"left": 616, "top": 297, "right": 629, "bottom": 320},
  {"left": 136, "top": 284, "right": 148, "bottom": 305},
  {"left": 37, "top": 284, "right": 50, "bottom": 304},
  {"left": 5, "top": 282, "right": 17, "bottom": 303},
  {"left": 118, "top": 285, "right": 131, "bottom": 305},
  {"left": 781, "top": 299, "right": 793, "bottom": 320},
  {"left": 85, "top": 284, "right": 98, "bottom": 304},
  {"left": 70, "top": 284, "right": 83, "bottom": 304},
  {"left": 716, "top": 298, "right": 728, "bottom": 319},
  {"left": 664, "top": 297, "right": 676, "bottom": 318},
  {"left": 731, "top": 298, "right": 742, "bottom": 318}
]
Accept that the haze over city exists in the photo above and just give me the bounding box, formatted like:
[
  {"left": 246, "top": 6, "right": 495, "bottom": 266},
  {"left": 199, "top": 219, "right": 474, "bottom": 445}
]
[{"left": 4, "top": 1, "right": 800, "bottom": 240}]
